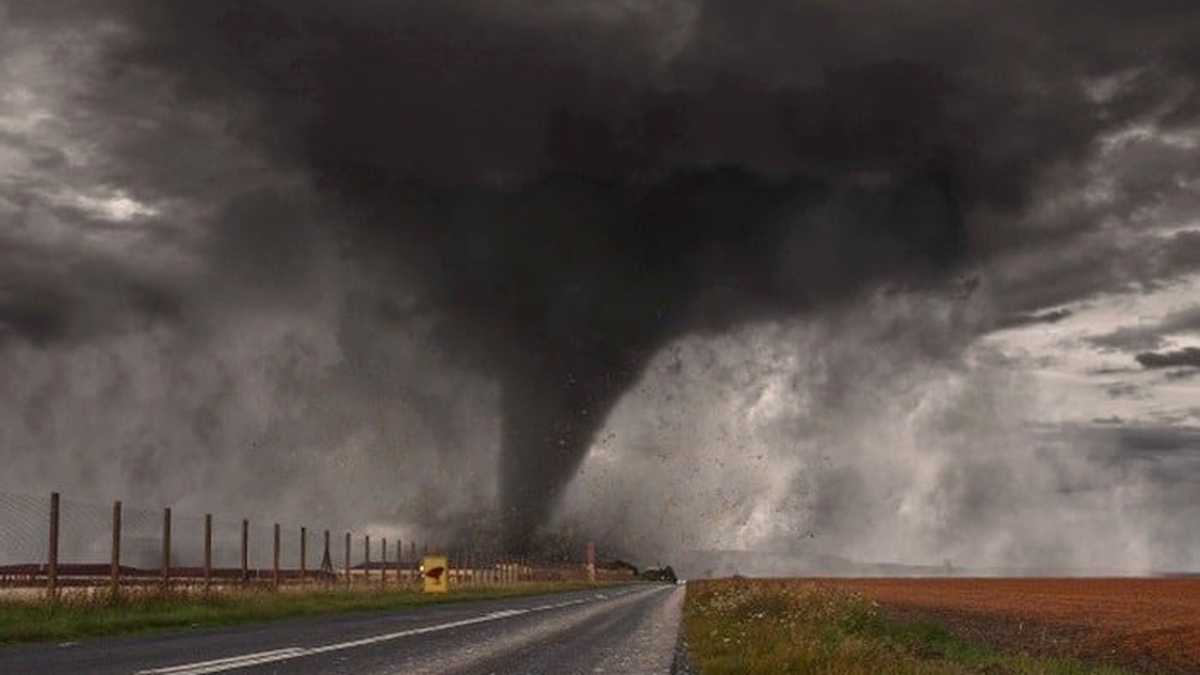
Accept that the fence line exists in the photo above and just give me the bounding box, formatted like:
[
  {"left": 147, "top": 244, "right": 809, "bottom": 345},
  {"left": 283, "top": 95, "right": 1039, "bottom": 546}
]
[{"left": 0, "top": 490, "right": 617, "bottom": 600}]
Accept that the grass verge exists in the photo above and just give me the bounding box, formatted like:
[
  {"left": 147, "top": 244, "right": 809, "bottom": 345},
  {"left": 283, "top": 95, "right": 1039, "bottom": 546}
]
[
  {"left": 0, "top": 582, "right": 611, "bottom": 644},
  {"left": 683, "top": 578, "right": 1132, "bottom": 674}
]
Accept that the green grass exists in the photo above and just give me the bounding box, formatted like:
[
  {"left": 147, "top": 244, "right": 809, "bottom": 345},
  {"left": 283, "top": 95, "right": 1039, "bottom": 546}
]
[
  {"left": 683, "top": 579, "right": 1132, "bottom": 675},
  {"left": 0, "top": 582, "right": 612, "bottom": 644}
]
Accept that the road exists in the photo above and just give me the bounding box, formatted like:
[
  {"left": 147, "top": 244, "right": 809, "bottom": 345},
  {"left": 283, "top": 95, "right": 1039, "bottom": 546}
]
[{"left": 0, "top": 584, "right": 686, "bottom": 675}]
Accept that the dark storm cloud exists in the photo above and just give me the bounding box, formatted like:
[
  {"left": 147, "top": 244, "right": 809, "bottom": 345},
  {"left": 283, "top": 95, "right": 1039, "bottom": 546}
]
[
  {"left": 0, "top": 289, "right": 71, "bottom": 345},
  {"left": 0, "top": 227, "right": 184, "bottom": 346},
  {"left": 0, "top": 276, "right": 182, "bottom": 346},
  {"left": 1115, "top": 425, "right": 1200, "bottom": 454},
  {"left": 1040, "top": 421, "right": 1200, "bottom": 481},
  {"left": 996, "top": 222, "right": 1200, "bottom": 316},
  {"left": 205, "top": 188, "right": 327, "bottom": 305},
  {"left": 1157, "top": 305, "right": 1200, "bottom": 333},
  {"left": 1105, "top": 382, "right": 1141, "bottom": 400},
  {"left": 996, "top": 308, "right": 1073, "bottom": 331},
  {"left": 1136, "top": 347, "right": 1200, "bottom": 369},
  {"left": 1100, "top": 425, "right": 1200, "bottom": 500},
  {"left": 1091, "top": 327, "right": 1169, "bottom": 353},
  {"left": 1091, "top": 306, "right": 1200, "bottom": 353},
  {"left": 7, "top": 0, "right": 1200, "bottom": 541},
  {"left": 1163, "top": 231, "right": 1200, "bottom": 276},
  {"left": 1164, "top": 369, "right": 1200, "bottom": 381}
]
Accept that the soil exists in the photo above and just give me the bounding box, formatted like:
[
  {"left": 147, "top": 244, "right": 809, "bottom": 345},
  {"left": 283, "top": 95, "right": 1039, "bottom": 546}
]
[{"left": 820, "top": 578, "right": 1200, "bottom": 674}]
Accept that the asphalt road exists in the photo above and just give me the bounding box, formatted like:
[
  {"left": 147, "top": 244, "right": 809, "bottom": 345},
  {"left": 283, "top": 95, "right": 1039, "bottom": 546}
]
[{"left": 0, "top": 584, "right": 685, "bottom": 675}]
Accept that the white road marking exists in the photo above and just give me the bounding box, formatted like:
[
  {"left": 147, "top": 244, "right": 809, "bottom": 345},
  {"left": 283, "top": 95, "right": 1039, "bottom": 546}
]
[
  {"left": 140, "top": 648, "right": 307, "bottom": 675},
  {"left": 134, "top": 590, "right": 630, "bottom": 675}
]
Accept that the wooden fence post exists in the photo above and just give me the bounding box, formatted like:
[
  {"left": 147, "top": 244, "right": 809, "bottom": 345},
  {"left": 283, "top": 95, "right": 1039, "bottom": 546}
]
[
  {"left": 161, "top": 507, "right": 172, "bottom": 590},
  {"left": 322, "top": 530, "right": 332, "bottom": 582},
  {"left": 273, "top": 523, "right": 281, "bottom": 589},
  {"left": 300, "top": 526, "right": 307, "bottom": 584},
  {"left": 364, "top": 534, "right": 371, "bottom": 585},
  {"left": 395, "top": 540, "right": 402, "bottom": 586},
  {"left": 241, "top": 519, "right": 249, "bottom": 585},
  {"left": 344, "top": 532, "right": 351, "bottom": 586},
  {"left": 110, "top": 500, "right": 121, "bottom": 596},
  {"left": 380, "top": 538, "right": 387, "bottom": 587},
  {"left": 204, "top": 514, "right": 213, "bottom": 591},
  {"left": 47, "top": 492, "right": 59, "bottom": 600}
]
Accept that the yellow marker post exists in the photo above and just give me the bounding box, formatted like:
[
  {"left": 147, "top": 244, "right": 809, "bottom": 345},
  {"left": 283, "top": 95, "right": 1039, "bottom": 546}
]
[{"left": 422, "top": 555, "right": 449, "bottom": 594}]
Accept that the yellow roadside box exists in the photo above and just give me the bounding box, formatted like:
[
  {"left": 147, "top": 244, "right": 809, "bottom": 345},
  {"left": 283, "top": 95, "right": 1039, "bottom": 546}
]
[{"left": 422, "top": 555, "right": 449, "bottom": 593}]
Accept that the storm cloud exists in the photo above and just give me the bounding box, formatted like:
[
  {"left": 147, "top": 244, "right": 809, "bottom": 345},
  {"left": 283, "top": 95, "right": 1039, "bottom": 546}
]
[
  {"left": 1137, "top": 347, "right": 1200, "bottom": 369},
  {"left": 3, "top": 0, "right": 1200, "bottom": 555}
]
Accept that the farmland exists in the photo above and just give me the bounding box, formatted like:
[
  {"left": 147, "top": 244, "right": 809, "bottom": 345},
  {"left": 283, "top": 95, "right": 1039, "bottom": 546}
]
[
  {"left": 825, "top": 577, "right": 1200, "bottom": 673},
  {"left": 683, "top": 577, "right": 1200, "bottom": 674}
]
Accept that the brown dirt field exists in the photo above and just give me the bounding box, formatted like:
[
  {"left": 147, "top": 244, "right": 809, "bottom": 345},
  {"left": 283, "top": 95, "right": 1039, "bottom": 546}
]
[{"left": 820, "top": 577, "right": 1200, "bottom": 674}]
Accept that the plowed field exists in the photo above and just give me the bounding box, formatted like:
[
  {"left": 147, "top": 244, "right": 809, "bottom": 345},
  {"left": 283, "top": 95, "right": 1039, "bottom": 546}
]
[{"left": 821, "top": 578, "right": 1200, "bottom": 674}]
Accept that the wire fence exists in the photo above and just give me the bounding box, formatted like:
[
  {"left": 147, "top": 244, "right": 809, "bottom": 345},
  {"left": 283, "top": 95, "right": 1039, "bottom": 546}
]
[
  {"left": 0, "top": 490, "right": 621, "bottom": 598},
  {"left": 0, "top": 492, "right": 44, "bottom": 566}
]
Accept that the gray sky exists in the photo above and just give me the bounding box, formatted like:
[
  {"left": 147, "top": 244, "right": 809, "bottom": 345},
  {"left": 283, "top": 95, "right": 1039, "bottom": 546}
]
[{"left": 1, "top": 0, "right": 1198, "bottom": 568}]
